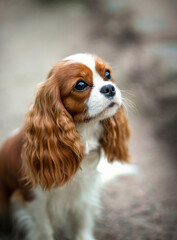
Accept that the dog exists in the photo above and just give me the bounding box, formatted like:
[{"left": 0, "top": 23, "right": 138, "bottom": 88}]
[{"left": 0, "top": 53, "right": 130, "bottom": 240}]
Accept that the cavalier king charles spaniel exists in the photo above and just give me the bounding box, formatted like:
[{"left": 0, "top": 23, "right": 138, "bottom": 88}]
[{"left": 0, "top": 53, "right": 130, "bottom": 240}]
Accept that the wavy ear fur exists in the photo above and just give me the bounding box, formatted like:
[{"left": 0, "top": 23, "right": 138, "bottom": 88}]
[
  {"left": 100, "top": 106, "right": 130, "bottom": 162},
  {"left": 22, "top": 76, "right": 84, "bottom": 190}
]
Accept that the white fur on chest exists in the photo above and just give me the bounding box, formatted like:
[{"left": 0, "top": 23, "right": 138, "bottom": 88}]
[
  {"left": 47, "top": 122, "right": 103, "bottom": 229},
  {"left": 76, "top": 121, "right": 103, "bottom": 154}
]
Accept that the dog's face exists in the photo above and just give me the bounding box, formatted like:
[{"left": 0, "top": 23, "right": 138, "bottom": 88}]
[{"left": 52, "top": 53, "right": 122, "bottom": 122}]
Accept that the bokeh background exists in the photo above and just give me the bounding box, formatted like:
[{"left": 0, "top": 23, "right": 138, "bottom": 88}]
[{"left": 0, "top": 0, "right": 177, "bottom": 239}]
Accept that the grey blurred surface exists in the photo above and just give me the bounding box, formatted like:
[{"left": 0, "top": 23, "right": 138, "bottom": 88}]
[{"left": 0, "top": 0, "right": 177, "bottom": 239}]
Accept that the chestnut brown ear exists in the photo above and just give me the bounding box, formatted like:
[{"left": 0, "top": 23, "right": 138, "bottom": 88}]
[
  {"left": 100, "top": 106, "right": 130, "bottom": 163},
  {"left": 22, "top": 76, "right": 84, "bottom": 190}
]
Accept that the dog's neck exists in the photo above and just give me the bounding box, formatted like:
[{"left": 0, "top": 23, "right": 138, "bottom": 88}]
[{"left": 76, "top": 121, "right": 103, "bottom": 155}]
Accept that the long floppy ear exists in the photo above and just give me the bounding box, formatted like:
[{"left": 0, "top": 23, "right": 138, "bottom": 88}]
[
  {"left": 22, "top": 75, "right": 85, "bottom": 190},
  {"left": 100, "top": 106, "right": 130, "bottom": 163}
]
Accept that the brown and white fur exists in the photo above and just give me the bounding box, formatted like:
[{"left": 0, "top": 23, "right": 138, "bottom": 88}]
[{"left": 0, "top": 53, "right": 130, "bottom": 240}]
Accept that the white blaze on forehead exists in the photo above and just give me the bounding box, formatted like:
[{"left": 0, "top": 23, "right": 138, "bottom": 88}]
[{"left": 63, "top": 53, "right": 95, "bottom": 72}]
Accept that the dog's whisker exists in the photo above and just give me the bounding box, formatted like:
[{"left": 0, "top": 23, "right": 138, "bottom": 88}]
[
  {"left": 121, "top": 89, "right": 135, "bottom": 97},
  {"left": 122, "top": 96, "right": 137, "bottom": 116}
]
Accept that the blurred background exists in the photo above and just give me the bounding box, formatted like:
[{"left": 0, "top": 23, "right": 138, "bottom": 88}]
[{"left": 0, "top": 0, "right": 177, "bottom": 239}]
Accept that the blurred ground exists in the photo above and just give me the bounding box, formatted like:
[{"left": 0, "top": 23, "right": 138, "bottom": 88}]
[{"left": 0, "top": 0, "right": 177, "bottom": 239}]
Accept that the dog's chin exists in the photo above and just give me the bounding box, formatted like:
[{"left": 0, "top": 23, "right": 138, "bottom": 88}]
[
  {"left": 85, "top": 103, "right": 120, "bottom": 122},
  {"left": 98, "top": 102, "right": 119, "bottom": 120}
]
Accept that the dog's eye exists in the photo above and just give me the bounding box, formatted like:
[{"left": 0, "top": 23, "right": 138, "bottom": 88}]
[
  {"left": 74, "top": 80, "right": 89, "bottom": 92},
  {"left": 105, "top": 70, "right": 111, "bottom": 80}
]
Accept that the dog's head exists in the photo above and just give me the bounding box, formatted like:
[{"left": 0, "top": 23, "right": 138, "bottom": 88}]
[{"left": 22, "top": 53, "right": 130, "bottom": 190}]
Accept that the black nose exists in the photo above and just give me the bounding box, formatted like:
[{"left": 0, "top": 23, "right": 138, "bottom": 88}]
[{"left": 100, "top": 84, "right": 116, "bottom": 98}]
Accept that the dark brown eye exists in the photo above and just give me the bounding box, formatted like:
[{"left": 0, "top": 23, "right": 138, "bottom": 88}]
[
  {"left": 105, "top": 70, "right": 111, "bottom": 80},
  {"left": 74, "top": 80, "right": 89, "bottom": 92}
]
